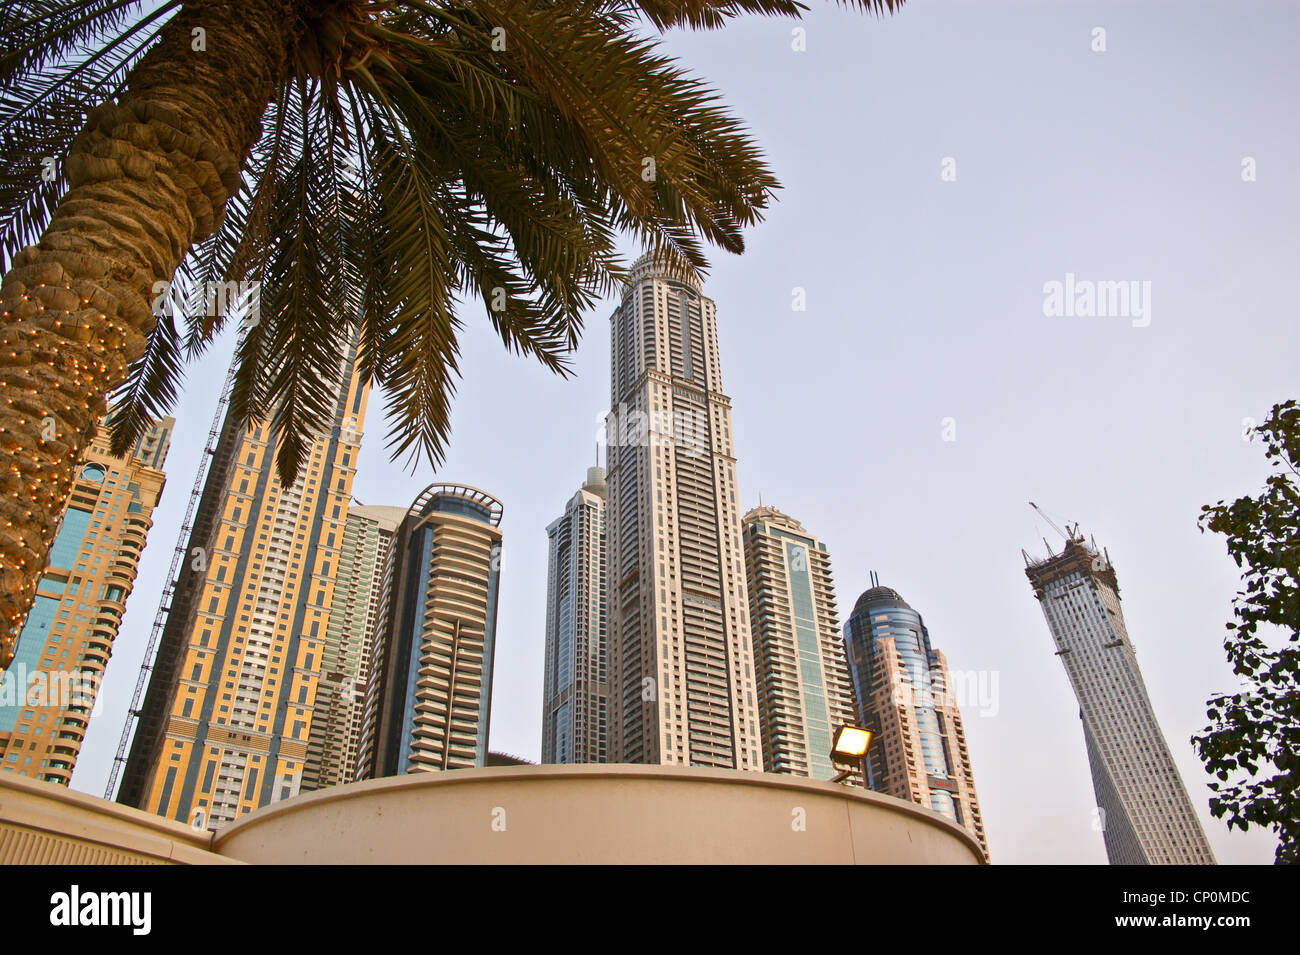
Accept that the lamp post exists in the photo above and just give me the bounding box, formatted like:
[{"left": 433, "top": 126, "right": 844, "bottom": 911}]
[{"left": 829, "top": 724, "right": 874, "bottom": 787}]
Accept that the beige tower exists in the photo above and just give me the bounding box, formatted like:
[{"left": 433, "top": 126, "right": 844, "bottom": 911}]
[
  {"left": 741, "top": 505, "right": 857, "bottom": 781},
  {"left": 116, "top": 343, "right": 368, "bottom": 828},
  {"left": 301, "top": 504, "right": 405, "bottom": 792},
  {"left": 605, "top": 253, "right": 761, "bottom": 769},
  {"left": 0, "top": 414, "right": 172, "bottom": 783}
]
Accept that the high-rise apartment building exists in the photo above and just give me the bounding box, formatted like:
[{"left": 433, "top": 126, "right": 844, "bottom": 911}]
[
  {"left": 0, "top": 414, "right": 172, "bottom": 784},
  {"left": 355, "top": 484, "right": 502, "bottom": 779},
  {"left": 844, "top": 582, "right": 988, "bottom": 857},
  {"left": 541, "top": 466, "right": 608, "bottom": 764},
  {"left": 1025, "top": 534, "right": 1216, "bottom": 864},
  {"left": 116, "top": 339, "right": 368, "bottom": 828},
  {"left": 301, "top": 504, "right": 405, "bottom": 792},
  {"left": 741, "top": 505, "right": 856, "bottom": 781},
  {"left": 604, "top": 252, "right": 761, "bottom": 769}
]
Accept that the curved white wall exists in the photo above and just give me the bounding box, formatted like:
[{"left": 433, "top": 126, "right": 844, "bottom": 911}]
[{"left": 213, "top": 764, "right": 986, "bottom": 864}]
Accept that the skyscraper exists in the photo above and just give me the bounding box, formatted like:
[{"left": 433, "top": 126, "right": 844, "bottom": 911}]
[
  {"left": 844, "top": 582, "right": 989, "bottom": 857},
  {"left": 1025, "top": 533, "right": 1216, "bottom": 864},
  {"left": 604, "top": 252, "right": 761, "bottom": 770},
  {"left": 741, "top": 504, "right": 856, "bottom": 781},
  {"left": 355, "top": 483, "right": 502, "bottom": 779},
  {"left": 0, "top": 413, "right": 172, "bottom": 784},
  {"left": 301, "top": 504, "right": 405, "bottom": 792},
  {"left": 541, "top": 466, "right": 608, "bottom": 764},
  {"left": 116, "top": 340, "right": 368, "bottom": 827}
]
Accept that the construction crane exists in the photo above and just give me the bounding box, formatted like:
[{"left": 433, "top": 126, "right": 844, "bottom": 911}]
[{"left": 1029, "top": 502, "right": 1082, "bottom": 544}]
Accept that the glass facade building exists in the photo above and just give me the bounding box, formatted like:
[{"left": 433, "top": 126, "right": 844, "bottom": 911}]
[
  {"left": 0, "top": 415, "right": 172, "bottom": 784},
  {"left": 542, "top": 467, "right": 608, "bottom": 764},
  {"left": 843, "top": 583, "right": 988, "bottom": 857},
  {"left": 355, "top": 484, "right": 503, "bottom": 779},
  {"left": 741, "top": 506, "right": 856, "bottom": 781}
]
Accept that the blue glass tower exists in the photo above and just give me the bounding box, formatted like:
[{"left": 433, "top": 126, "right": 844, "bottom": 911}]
[
  {"left": 355, "top": 484, "right": 503, "bottom": 779},
  {"left": 843, "top": 580, "right": 988, "bottom": 856}
]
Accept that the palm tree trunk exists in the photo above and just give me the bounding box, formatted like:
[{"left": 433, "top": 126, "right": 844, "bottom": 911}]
[{"left": 0, "top": 0, "right": 295, "bottom": 663}]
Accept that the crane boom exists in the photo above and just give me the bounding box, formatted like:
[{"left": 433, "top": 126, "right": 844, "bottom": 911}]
[{"left": 1030, "top": 502, "right": 1081, "bottom": 543}]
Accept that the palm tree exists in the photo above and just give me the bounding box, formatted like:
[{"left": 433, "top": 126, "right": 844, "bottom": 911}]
[{"left": 0, "top": 0, "right": 902, "bottom": 662}]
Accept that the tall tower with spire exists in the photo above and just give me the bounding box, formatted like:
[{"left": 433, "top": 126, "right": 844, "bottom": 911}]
[{"left": 604, "top": 252, "right": 761, "bottom": 769}]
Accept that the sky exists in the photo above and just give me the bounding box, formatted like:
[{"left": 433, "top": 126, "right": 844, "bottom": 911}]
[{"left": 71, "top": 0, "right": 1297, "bottom": 864}]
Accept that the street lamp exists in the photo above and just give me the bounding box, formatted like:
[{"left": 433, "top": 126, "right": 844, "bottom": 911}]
[{"left": 830, "top": 724, "right": 874, "bottom": 786}]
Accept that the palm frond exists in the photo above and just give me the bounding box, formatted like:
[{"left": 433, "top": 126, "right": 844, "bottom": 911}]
[
  {"left": 0, "top": 0, "right": 903, "bottom": 488},
  {"left": 370, "top": 40, "right": 613, "bottom": 338},
  {"left": 222, "top": 79, "right": 354, "bottom": 485},
  {"left": 348, "top": 77, "right": 463, "bottom": 468},
  {"left": 476, "top": 0, "right": 779, "bottom": 253},
  {"left": 0, "top": 0, "right": 154, "bottom": 89},
  {"left": 105, "top": 302, "right": 184, "bottom": 456},
  {"left": 600, "top": 0, "right": 807, "bottom": 31},
  {"left": 610, "top": 0, "right": 905, "bottom": 29},
  {"left": 0, "top": 0, "right": 178, "bottom": 269}
]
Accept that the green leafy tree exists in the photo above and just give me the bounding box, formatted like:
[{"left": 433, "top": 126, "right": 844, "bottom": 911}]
[
  {"left": 0, "top": 0, "right": 905, "bottom": 661},
  {"left": 1195, "top": 399, "right": 1300, "bottom": 864}
]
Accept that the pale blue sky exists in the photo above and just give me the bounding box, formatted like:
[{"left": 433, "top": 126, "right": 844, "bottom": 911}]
[{"left": 73, "top": 0, "right": 1297, "bottom": 863}]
